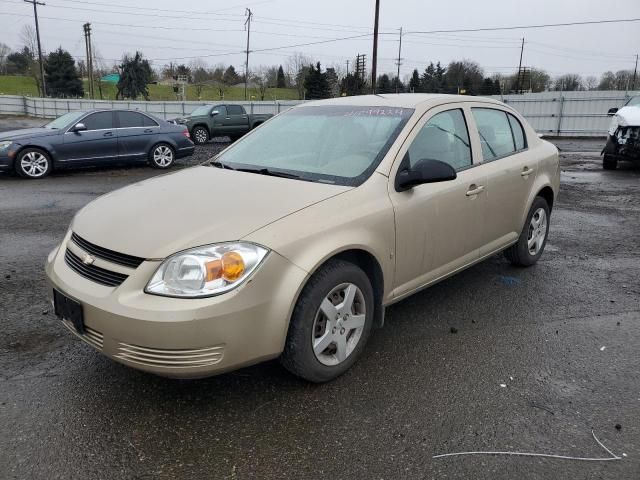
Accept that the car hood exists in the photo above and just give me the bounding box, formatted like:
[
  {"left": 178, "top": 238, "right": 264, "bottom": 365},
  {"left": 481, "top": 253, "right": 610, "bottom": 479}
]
[
  {"left": 72, "top": 165, "right": 351, "bottom": 259},
  {"left": 0, "top": 127, "right": 58, "bottom": 141},
  {"left": 609, "top": 106, "right": 640, "bottom": 134}
]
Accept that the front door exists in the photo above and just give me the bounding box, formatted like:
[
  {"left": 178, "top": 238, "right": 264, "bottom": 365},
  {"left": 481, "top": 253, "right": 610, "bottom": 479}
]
[
  {"left": 222, "top": 105, "right": 250, "bottom": 136},
  {"left": 60, "top": 111, "right": 118, "bottom": 164},
  {"left": 389, "top": 105, "right": 487, "bottom": 299}
]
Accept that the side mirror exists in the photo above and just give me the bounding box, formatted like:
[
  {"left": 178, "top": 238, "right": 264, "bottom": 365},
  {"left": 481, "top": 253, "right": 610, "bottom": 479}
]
[
  {"left": 72, "top": 123, "right": 87, "bottom": 132},
  {"left": 395, "top": 158, "right": 457, "bottom": 192},
  {"left": 607, "top": 107, "right": 618, "bottom": 116},
  {"left": 211, "top": 110, "right": 219, "bottom": 116}
]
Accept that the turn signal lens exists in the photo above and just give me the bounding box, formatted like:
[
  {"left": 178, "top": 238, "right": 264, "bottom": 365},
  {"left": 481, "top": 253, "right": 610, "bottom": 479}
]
[
  {"left": 205, "top": 259, "right": 222, "bottom": 282},
  {"left": 222, "top": 251, "right": 245, "bottom": 281}
]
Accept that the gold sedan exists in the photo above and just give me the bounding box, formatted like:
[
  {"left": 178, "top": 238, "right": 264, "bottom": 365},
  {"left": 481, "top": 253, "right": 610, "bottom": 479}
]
[{"left": 46, "top": 94, "right": 560, "bottom": 382}]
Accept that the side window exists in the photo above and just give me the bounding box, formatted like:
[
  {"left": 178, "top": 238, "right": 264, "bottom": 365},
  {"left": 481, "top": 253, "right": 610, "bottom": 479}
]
[
  {"left": 213, "top": 105, "right": 227, "bottom": 116},
  {"left": 227, "top": 105, "right": 244, "bottom": 115},
  {"left": 82, "top": 112, "right": 113, "bottom": 131},
  {"left": 507, "top": 113, "right": 526, "bottom": 151},
  {"left": 116, "top": 111, "right": 146, "bottom": 128},
  {"left": 407, "top": 109, "right": 472, "bottom": 171},
  {"left": 471, "top": 108, "right": 515, "bottom": 160}
]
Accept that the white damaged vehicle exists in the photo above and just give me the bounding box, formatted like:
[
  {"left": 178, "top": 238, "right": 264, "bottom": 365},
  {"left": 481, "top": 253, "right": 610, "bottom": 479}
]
[{"left": 602, "top": 96, "right": 640, "bottom": 169}]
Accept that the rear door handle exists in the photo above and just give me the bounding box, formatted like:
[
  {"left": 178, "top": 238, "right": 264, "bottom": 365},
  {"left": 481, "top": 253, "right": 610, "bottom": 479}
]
[
  {"left": 103, "top": 131, "right": 113, "bottom": 137},
  {"left": 466, "top": 185, "right": 485, "bottom": 196},
  {"left": 144, "top": 129, "right": 154, "bottom": 133},
  {"left": 521, "top": 167, "right": 535, "bottom": 177}
]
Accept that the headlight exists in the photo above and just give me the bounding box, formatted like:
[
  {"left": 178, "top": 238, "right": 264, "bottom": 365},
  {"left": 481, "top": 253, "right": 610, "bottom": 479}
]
[
  {"left": 145, "top": 243, "right": 268, "bottom": 298},
  {"left": 0, "top": 141, "right": 12, "bottom": 150}
]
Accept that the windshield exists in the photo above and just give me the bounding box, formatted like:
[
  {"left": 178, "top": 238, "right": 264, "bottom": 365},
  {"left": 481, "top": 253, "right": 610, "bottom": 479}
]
[
  {"left": 44, "top": 111, "right": 86, "bottom": 129},
  {"left": 213, "top": 105, "right": 413, "bottom": 186},
  {"left": 190, "top": 105, "right": 212, "bottom": 116},
  {"left": 626, "top": 96, "right": 640, "bottom": 107},
  {"left": 44, "top": 112, "right": 87, "bottom": 129}
]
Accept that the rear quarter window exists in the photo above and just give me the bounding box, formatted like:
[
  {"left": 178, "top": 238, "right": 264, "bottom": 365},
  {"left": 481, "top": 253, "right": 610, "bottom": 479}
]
[{"left": 471, "top": 108, "right": 516, "bottom": 161}]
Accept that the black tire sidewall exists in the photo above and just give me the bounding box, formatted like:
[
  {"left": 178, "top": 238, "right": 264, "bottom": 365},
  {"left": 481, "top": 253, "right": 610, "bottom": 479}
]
[
  {"left": 149, "top": 143, "right": 174, "bottom": 169},
  {"left": 15, "top": 148, "right": 52, "bottom": 179},
  {"left": 282, "top": 260, "right": 374, "bottom": 383},
  {"left": 192, "top": 126, "right": 209, "bottom": 145},
  {"left": 516, "top": 197, "right": 550, "bottom": 266}
]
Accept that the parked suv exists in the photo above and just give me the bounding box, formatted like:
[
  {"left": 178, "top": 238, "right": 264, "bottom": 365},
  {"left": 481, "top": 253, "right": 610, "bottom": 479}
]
[
  {"left": 46, "top": 94, "right": 560, "bottom": 382},
  {"left": 0, "top": 110, "right": 194, "bottom": 179},
  {"left": 174, "top": 104, "right": 273, "bottom": 144},
  {"left": 602, "top": 96, "right": 640, "bottom": 169}
]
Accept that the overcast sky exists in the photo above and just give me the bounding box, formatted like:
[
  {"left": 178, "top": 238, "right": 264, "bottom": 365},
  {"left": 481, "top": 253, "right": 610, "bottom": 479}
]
[{"left": 2, "top": 0, "right": 639, "bottom": 80}]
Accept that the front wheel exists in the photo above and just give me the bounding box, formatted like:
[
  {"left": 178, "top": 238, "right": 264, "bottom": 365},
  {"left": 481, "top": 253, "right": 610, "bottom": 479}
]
[
  {"left": 603, "top": 154, "right": 618, "bottom": 170},
  {"left": 192, "top": 126, "right": 209, "bottom": 145},
  {"left": 149, "top": 143, "right": 175, "bottom": 169},
  {"left": 281, "top": 259, "right": 374, "bottom": 383},
  {"left": 504, "top": 196, "right": 550, "bottom": 267},
  {"left": 15, "top": 148, "right": 52, "bottom": 179}
]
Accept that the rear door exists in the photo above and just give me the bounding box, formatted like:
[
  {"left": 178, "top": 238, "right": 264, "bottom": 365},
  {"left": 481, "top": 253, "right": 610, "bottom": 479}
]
[
  {"left": 224, "top": 104, "right": 250, "bottom": 135},
  {"left": 60, "top": 111, "right": 118, "bottom": 164},
  {"left": 468, "top": 106, "right": 538, "bottom": 255},
  {"left": 115, "top": 111, "right": 160, "bottom": 160}
]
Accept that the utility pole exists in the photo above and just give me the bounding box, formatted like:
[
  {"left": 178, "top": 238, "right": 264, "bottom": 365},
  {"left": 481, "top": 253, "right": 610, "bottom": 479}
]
[
  {"left": 395, "top": 27, "right": 403, "bottom": 93},
  {"left": 516, "top": 37, "right": 524, "bottom": 94},
  {"left": 244, "top": 8, "right": 253, "bottom": 101},
  {"left": 83, "top": 23, "right": 94, "bottom": 99},
  {"left": 371, "top": 0, "right": 380, "bottom": 93},
  {"left": 24, "top": 0, "right": 47, "bottom": 97},
  {"left": 632, "top": 54, "right": 638, "bottom": 91},
  {"left": 345, "top": 59, "right": 349, "bottom": 76}
]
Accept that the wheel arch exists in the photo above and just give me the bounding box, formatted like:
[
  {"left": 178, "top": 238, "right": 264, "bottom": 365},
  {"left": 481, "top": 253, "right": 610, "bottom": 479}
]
[
  {"left": 537, "top": 185, "right": 555, "bottom": 212},
  {"left": 191, "top": 123, "right": 210, "bottom": 135},
  {"left": 15, "top": 144, "right": 56, "bottom": 162}
]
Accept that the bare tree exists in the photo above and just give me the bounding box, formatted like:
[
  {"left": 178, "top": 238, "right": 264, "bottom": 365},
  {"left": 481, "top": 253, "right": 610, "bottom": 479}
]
[
  {"left": 584, "top": 75, "right": 598, "bottom": 90},
  {"left": 287, "top": 52, "right": 312, "bottom": 99},
  {"left": 19, "top": 25, "right": 42, "bottom": 96},
  {"left": 0, "top": 43, "right": 10, "bottom": 74},
  {"left": 251, "top": 66, "right": 269, "bottom": 100}
]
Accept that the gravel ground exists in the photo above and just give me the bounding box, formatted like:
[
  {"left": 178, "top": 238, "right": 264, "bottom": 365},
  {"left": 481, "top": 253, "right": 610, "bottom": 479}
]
[{"left": 1, "top": 135, "right": 639, "bottom": 480}]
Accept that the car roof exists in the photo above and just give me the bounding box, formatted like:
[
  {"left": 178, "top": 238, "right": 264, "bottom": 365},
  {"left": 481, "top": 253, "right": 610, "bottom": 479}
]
[{"left": 300, "top": 93, "right": 505, "bottom": 110}]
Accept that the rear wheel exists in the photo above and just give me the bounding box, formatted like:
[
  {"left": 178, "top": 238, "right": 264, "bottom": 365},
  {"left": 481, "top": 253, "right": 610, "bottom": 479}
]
[
  {"left": 192, "top": 126, "right": 209, "bottom": 145},
  {"left": 15, "top": 147, "right": 52, "bottom": 179},
  {"left": 504, "top": 196, "right": 550, "bottom": 267},
  {"left": 603, "top": 154, "right": 618, "bottom": 170},
  {"left": 149, "top": 143, "right": 175, "bottom": 169},
  {"left": 281, "top": 259, "right": 374, "bottom": 383}
]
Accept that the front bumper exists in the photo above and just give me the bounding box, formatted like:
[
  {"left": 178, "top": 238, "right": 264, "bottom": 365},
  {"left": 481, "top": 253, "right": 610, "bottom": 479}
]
[
  {"left": 0, "top": 149, "right": 16, "bottom": 171},
  {"left": 45, "top": 231, "right": 308, "bottom": 378}
]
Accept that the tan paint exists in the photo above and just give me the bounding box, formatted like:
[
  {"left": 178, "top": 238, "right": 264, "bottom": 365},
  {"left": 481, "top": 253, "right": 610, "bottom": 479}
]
[{"left": 46, "top": 94, "right": 560, "bottom": 378}]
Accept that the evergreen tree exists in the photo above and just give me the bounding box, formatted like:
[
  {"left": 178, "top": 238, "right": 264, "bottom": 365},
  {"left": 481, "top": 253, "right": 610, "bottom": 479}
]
[
  {"left": 276, "top": 65, "right": 286, "bottom": 88},
  {"left": 222, "top": 65, "right": 240, "bottom": 85},
  {"left": 377, "top": 74, "right": 392, "bottom": 93},
  {"left": 44, "top": 47, "right": 83, "bottom": 98},
  {"left": 391, "top": 76, "right": 405, "bottom": 93},
  {"left": 408, "top": 69, "right": 421, "bottom": 92},
  {"left": 340, "top": 72, "right": 366, "bottom": 96},
  {"left": 304, "top": 62, "right": 330, "bottom": 99},
  {"left": 421, "top": 63, "right": 437, "bottom": 92},
  {"left": 479, "top": 77, "right": 495, "bottom": 95},
  {"left": 116, "top": 51, "right": 153, "bottom": 100}
]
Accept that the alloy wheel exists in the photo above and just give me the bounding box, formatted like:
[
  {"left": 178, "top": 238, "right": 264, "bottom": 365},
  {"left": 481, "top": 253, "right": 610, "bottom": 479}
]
[
  {"left": 312, "top": 283, "right": 366, "bottom": 366},
  {"left": 153, "top": 145, "right": 173, "bottom": 167},
  {"left": 527, "top": 207, "right": 547, "bottom": 255},
  {"left": 20, "top": 151, "right": 49, "bottom": 178},
  {"left": 194, "top": 129, "right": 208, "bottom": 144}
]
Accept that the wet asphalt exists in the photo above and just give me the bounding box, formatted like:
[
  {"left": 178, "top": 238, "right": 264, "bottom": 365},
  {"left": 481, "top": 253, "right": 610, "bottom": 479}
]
[{"left": 0, "top": 127, "right": 639, "bottom": 479}]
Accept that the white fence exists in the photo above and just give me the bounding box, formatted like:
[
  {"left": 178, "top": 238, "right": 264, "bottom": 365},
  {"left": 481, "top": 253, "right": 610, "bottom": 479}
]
[
  {"left": 0, "top": 95, "right": 304, "bottom": 120},
  {"left": 1, "top": 91, "right": 638, "bottom": 136}
]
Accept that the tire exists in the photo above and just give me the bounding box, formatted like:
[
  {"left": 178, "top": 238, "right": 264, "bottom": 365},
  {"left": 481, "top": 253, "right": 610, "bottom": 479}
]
[
  {"left": 281, "top": 259, "right": 374, "bottom": 383},
  {"left": 504, "top": 196, "right": 550, "bottom": 267},
  {"left": 15, "top": 147, "right": 52, "bottom": 179},
  {"left": 192, "top": 126, "right": 209, "bottom": 145},
  {"left": 149, "top": 143, "right": 175, "bottom": 169},
  {"left": 603, "top": 154, "right": 618, "bottom": 170}
]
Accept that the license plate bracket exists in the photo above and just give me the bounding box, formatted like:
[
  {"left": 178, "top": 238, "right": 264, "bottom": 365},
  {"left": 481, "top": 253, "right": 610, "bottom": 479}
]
[{"left": 53, "top": 289, "right": 85, "bottom": 334}]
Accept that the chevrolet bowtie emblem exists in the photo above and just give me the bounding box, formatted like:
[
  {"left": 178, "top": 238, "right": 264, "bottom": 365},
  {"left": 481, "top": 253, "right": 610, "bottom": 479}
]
[{"left": 82, "top": 253, "right": 95, "bottom": 265}]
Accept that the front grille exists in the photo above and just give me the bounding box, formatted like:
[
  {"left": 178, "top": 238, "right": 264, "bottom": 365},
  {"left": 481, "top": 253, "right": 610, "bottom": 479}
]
[
  {"left": 65, "top": 249, "right": 128, "bottom": 287},
  {"left": 115, "top": 343, "right": 225, "bottom": 369},
  {"left": 62, "top": 320, "right": 104, "bottom": 350},
  {"left": 71, "top": 232, "right": 145, "bottom": 269}
]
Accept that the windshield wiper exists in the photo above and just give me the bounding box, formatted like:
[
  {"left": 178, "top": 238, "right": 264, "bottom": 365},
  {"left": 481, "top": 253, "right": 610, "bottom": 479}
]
[
  {"left": 209, "top": 160, "right": 235, "bottom": 170},
  {"left": 236, "top": 167, "right": 300, "bottom": 179}
]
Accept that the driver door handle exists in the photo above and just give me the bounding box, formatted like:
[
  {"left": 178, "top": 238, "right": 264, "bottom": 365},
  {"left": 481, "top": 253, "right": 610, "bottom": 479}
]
[
  {"left": 103, "top": 131, "right": 113, "bottom": 137},
  {"left": 466, "top": 185, "right": 485, "bottom": 196},
  {"left": 521, "top": 167, "right": 535, "bottom": 177}
]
